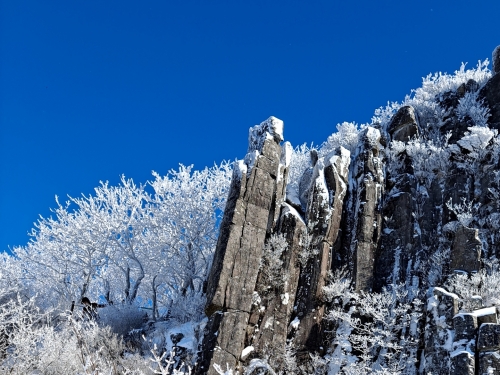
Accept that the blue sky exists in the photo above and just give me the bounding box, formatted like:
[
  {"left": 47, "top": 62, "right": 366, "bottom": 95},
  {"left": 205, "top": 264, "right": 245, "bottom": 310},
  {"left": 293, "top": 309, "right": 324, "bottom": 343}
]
[{"left": 1, "top": 0, "right": 499, "bottom": 252}]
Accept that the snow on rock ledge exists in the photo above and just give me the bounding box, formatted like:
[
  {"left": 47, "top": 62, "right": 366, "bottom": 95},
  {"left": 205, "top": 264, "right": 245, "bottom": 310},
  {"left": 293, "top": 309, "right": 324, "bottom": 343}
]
[{"left": 247, "top": 116, "right": 284, "bottom": 154}]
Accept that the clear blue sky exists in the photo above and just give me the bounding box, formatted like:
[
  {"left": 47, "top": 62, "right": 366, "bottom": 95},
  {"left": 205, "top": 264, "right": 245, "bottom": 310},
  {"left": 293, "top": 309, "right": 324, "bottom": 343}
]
[{"left": 1, "top": 0, "right": 499, "bottom": 252}]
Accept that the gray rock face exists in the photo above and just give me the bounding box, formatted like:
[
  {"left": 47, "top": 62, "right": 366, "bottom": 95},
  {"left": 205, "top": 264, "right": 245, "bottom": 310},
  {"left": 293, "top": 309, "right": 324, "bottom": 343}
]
[
  {"left": 199, "top": 117, "right": 286, "bottom": 374},
  {"left": 293, "top": 147, "right": 350, "bottom": 354},
  {"left": 387, "top": 105, "right": 420, "bottom": 142},
  {"left": 478, "top": 323, "right": 500, "bottom": 352},
  {"left": 493, "top": 45, "right": 500, "bottom": 75},
  {"left": 424, "top": 287, "right": 459, "bottom": 374},
  {"left": 374, "top": 172, "right": 417, "bottom": 291},
  {"left": 479, "top": 71, "right": 500, "bottom": 131},
  {"left": 451, "top": 352, "right": 475, "bottom": 375},
  {"left": 450, "top": 225, "right": 481, "bottom": 273},
  {"left": 198, "top": 117, "right": 351, "bottom": 373},
  {"left": 454, "top": 313, "right": 478, "bottom": 342},
  {"left": 479, "top": 351, "right": 500, "bottom": 375},
  {"left": 197, "top": 47, "right": 500, "bottom": 374},
  {"left": 247, "top": 203, "right": 306, "bottom": 370},
  {"left": 350, "top": 127, "right": 384, "bottom": 292}
]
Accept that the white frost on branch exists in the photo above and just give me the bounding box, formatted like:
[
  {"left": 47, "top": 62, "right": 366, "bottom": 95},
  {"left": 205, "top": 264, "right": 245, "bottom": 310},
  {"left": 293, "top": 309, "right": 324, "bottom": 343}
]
[{"left": 457, "top": 126, "right": 495, "bottom": 152}]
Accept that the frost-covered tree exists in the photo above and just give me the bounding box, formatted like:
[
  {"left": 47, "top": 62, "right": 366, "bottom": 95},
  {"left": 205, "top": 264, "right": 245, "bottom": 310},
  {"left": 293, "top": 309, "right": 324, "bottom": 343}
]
[
  {"left": 445, "top": 260, "right": 500, "bottom": 312},
  {"left": 8, "top": 163, "right": 232, "bottom": 318},
  {"left": 320, "top": 122, "right": 361, "bottom": 157},
  {"left": 259, "top": 233, "right": 288, "bottom": 290},
  {"left": 324, "top": 281, "right": 421, "bottom": 375}
]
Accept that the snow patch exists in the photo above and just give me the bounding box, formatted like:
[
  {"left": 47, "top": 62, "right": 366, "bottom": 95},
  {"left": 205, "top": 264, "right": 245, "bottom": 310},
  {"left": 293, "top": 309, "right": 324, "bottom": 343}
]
[
  {"left": 264, "top": 317, "right": 274, "bottom": 329},
  {"left": 266, "top": 116, "right": 284, "bottom": 142},
  {"left": 241, "top": 346, "right": 255, "bottom": 360},
  {"left": 472, "top": 306, "right": 497, "bottom": 317},
  {"left": 234, "top": 159, "right": 247, "bottom": 180},
  {"left": 433, "top": 287, "right": 459, "bottom": 300},
  {"left": 290, "top": 317, "right": 300, "bottom": 330},
  {"left": 252, "top": 291, "right": 261, "bottom": 306},
  {"left": 280, "top": 141, "right": 293, "bottom": 168},
  {"left": 244, "top": 150, "right": 260, "bottom": 175},
  {"left": 248, "top": 116, "right": 283, "bottom": 154},
  {"left": 282, "top": 202, "right": 305, "bottom": 225},
  {"left": 163, "top": 321, "right": 201, "bottom": 354},
  {"left": 454, "top": 312, "right": 474, "bottom": 320},
  {"left": 281, "top": 293, "right": 289, "bottom": 305},
  {"left": 450, "top": 349, "right": 474, "bottom": 358}
]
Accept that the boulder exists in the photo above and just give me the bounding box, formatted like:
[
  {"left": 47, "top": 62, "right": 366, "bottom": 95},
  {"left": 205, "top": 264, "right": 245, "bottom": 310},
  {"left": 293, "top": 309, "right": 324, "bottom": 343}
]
[{"left": 387, "top": 105, "right": 420, "bottom": 142}]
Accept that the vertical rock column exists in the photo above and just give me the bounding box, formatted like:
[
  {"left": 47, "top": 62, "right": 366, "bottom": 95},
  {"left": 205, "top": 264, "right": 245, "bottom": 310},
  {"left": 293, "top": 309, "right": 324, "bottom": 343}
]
[
  {"left": 479, "top": 45, "right": 500, "bottom": 132},
  {"left": 424, "top": 287, "right": 459, "bottom": 375},
  {"left": 451, "top": 313, "right": 477, "bottom": 375},
  {"left": 292, "top": 147, "right": 351, "bottom": 354},
  {"left": 349, "top": 127, "right": 384, "bottom": 292},
  {"left": 478, "top": 322, "right": 500, "bottom": 374},
  {"left": 199, "top": 117, "right": 285, "bottom": 374},
  {"left": 246, "top": 202, "right": 306, "bottom": 369},
  {"left": 450, "top": 224, "right": 481, "bottom": 273},
  {"left": 374, "top": 106, "right": 420, "bottom": 291}
]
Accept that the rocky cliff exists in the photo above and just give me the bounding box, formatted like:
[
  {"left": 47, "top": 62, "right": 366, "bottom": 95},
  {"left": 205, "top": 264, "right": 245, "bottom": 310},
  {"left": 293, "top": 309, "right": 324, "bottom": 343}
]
[{"left": 196, "top": 46, "right": 500, "bottom": 375}]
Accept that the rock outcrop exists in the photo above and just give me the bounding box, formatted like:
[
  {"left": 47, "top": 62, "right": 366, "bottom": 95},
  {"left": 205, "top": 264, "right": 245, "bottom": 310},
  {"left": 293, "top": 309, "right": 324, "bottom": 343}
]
[
  {"left": 292, "top": 146, "right": 350, "bottom": 356},
  {"left": 199, "top": 117, "right": 286, "bottom": 374},
  {"left": 198, "top": 117, "right": 351, "bottom": 373},
  {"left": 348, "top": 127, "right": 384, "bottom": 292},
  {"left": 450, "top": 225, "right": 481, "bottom": 273},
  {"left": 387, "top": 105, "right": 420, "bottom": 142},
  {"left": 424, "top": 287, "right": 459, "bottom": 374},
  {"left": 195, "top": 45, "right": 500, "bottom": 375},
  {"left": 479, "top": 72, "right": 500, "bottom": 131},
  {"left": 494, "top": 46, "right": 500, "bottom": 76}
]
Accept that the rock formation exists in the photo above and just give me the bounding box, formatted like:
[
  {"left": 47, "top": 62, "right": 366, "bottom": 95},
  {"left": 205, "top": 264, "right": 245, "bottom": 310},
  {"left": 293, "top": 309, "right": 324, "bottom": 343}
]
[
  {"left": 196, "top": 45, "right": 500, "bottom": 375},
  {"left": 199, "top": 117, "right": 287, "bottom": 374}
]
